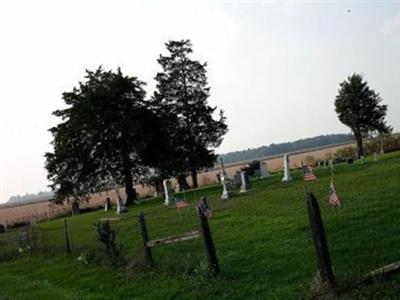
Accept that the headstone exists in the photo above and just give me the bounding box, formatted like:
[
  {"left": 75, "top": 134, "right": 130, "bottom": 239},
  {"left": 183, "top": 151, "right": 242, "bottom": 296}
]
[
  {"left": 116, "top": 196, "right": 128, "bottom": 214},
  {"left": 219, "top": 157, "right": 233, "bottom": 199},
  {"left": 360, "top": 156, "right": 366, "bottom": 164},
  {"left": 163, "top": 179, "right": 175, "bottom": 205},
  {"left": 104, "top": 197, "right": 112, "bottom": 211},
  {"left": 71, "top": 201, "right": 80, "bottom": 216},
  {"left": 239, "top": 171, "right": 252, "bottom": 193},
  {"left": 30, "top": 215, "right": 37, "bottom": 226},
  {"left": 281, "top": 154, "right": 292, "bottom": 183},
  {"left": 233, "top": 171, "right": 241, "bottom": 187},
  {"left": 260, "top": 162, "right": 270, "bottom": 178}
]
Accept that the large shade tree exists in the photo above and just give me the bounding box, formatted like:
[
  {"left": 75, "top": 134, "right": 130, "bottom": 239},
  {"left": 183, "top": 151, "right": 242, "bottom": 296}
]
[
  {"left": 45, "top": 67, "right": 171, "bottom": 205},
  {"left": 334, "top": 73, "right": 391, "bottom": 158},
  {"left": 152, "top": 39, "right": 228, "bottom": 188}
]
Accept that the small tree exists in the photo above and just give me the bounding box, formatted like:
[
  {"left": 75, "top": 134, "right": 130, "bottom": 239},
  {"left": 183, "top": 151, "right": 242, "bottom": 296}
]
[
  {"left": 334, "top": 74, "right": 391, "bottom": 158},
  {"left": 152, "top": 40, "right": 228, "bottom": 188}
]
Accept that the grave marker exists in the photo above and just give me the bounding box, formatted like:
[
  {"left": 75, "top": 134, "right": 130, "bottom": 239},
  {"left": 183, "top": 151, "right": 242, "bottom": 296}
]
[
  {"left": 260, "top": 162, "right": 270, "bottom": 178},
  {"left": 163, "top": 179, "right": 175, "bottom": 205},
  {"left": 239, "top": 171, "right": 252, "bottom": 193},
  {"left": 281, "top": 154, "right": 292, "bottom": 183}
]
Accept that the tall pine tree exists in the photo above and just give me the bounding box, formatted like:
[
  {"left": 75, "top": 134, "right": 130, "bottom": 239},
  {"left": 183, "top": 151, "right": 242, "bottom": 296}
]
[{"left": 152, "top": 40, "right": 227, "bottom": 188}]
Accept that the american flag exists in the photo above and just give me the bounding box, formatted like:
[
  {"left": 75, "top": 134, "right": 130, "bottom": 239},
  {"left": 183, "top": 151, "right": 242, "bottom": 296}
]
[
  {"left": 175, "top": 201, "right": 189, "bottom": 209},
  {"left": 302, "top": 164, "right": 317, "bottom": 181},
  {"left": 328, "top": 181, "right": 341, "bottom": 207}
]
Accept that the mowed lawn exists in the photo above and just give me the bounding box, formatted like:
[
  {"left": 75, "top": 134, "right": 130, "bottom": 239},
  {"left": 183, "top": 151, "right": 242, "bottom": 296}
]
[{"left": 1, "top": 152, "right": 400, "bottom": 299}]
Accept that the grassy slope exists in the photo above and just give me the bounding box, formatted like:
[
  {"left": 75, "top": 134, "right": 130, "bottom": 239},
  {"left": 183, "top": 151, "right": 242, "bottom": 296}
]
[{"left": 1, "top": 152, "right": 400, "bottom": 299}]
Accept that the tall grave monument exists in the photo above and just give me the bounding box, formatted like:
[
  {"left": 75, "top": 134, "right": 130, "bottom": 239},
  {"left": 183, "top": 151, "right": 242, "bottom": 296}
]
[
  {"left": 239, "top": 171, "right": 252, "bottom": 193},
  {"left": 219, "top": 157, "right": 233, "bottom": 199},
  {"left": 163, "top": 179, "right": 175, "bottom": 205},
  {"left": 281, "top": 153, "right": 292, "bottom": 183}
]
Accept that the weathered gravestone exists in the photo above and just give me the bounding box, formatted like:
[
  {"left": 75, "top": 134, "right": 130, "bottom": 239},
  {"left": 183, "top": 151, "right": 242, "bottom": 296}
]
[
  {"left": 116, "top": 196, "right": 128, "bottom": 214},
  {"left": 71, "top": 201, "right": 80, "bottom": 216},
  {"left": 239, "top": 171, "right": 252, "bottom": 193},
  {"left": 219, "top": 157, "right": 233, "bottom": 199},
  {"left": 260, "top": 161, "right": 270, "bottom": 178},
  {"left": 104, "top": 197, "right": 112, "bottom": 211},
  {"left": 163, "top": 179, "right": 175, "bottom": 205},
  {"left": 281, "top": 154, "right": 292, "bottom": 183},
  {"left": 233, "top": 171, "right": 242, "bottom": 188}
]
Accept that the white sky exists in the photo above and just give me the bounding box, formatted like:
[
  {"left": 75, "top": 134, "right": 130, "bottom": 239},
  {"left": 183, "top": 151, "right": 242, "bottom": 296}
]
[{"left": 0, "top": 0, "right": 399, "bottom": 202}]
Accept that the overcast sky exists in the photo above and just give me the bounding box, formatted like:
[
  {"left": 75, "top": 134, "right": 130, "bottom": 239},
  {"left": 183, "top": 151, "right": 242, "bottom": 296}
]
[{"left": 0, "top": 0, "right": 399, "bottom": 202}]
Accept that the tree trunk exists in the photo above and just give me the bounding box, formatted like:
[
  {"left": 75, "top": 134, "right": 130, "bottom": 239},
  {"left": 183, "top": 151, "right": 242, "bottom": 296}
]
[
  {"left": 122, "top": 152, "right": 137, "bottom": 206},
  {"left": 190, "top": 167, "right": 198, "bottom": 189},
  {"left": 355, "top": 132, "right": 364, "bottom": 159},
  {"left": 177, "top": 173, "right": 190, "bottom": 191}
]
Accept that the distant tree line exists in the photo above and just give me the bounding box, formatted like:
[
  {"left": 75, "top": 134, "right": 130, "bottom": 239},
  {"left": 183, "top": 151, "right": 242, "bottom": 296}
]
[
  {"left": 218, "top": 134, "right": 353, "bottom": 164},
  {"left": 8, "top": 191, "right": 53, "bottom": 203}
]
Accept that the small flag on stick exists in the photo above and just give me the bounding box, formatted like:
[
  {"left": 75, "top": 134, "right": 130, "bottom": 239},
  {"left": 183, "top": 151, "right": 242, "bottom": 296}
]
[
  {"left": 302, "top": 163, "right": 317, "bottom": 181},
  {"left": 328, "top": 181, "right": 341, "bottom": 207}
]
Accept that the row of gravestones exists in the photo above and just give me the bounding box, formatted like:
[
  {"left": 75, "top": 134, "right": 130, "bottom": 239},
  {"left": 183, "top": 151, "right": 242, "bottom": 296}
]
[{"left": 108, "top": 152, "right": 379, "bottom": 210}]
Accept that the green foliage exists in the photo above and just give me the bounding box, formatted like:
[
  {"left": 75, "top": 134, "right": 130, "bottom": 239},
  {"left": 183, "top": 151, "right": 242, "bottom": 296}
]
[
  {"left": 152, "top": 40, "right": 228, "bottom": 187},
  {"left": 95, "top": 221, "right": 121, "bottom": 266},
  {"left": 334, "top": 73, "right": 391, "bottom": 157},
  {"left": 335, "top": 146, "right": 358, "bottom": 160},
  {"left": 45, "top": 67, "right": 172, "bottom": 204}
]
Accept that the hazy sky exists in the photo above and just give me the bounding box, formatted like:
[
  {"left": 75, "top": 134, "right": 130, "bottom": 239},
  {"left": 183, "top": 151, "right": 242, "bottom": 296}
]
[{"left": 0, "top": 0, "right": 399, "bottom": 202}]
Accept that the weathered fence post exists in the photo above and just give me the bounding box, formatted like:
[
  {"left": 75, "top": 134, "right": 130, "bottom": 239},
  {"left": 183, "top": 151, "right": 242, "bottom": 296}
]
[
  {"left": 306, "top": 192, "right": 335, "bottom": 288},
  {"left": 64, "top": 218, "right": 71, "bottom": 254},
  {"left": 196, "top": 199, "right": 220, "bottom": 276},
  {"left": 138, "top": 212, "right": 154, "bottom": 267}
]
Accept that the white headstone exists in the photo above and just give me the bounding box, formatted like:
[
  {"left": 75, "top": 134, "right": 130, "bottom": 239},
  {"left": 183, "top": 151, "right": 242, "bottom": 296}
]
[
  {"left": 116, "top": 196, "right": 127, "bottom": 214},
  {"left": 163, "top": 179, "right": 175, "bottom": 205},
  {"left": 239, "top": 171, "right": 252, "bottom": 193},
  {"left": 260, "top": 162, "right": 270, "bottom": 178},
  {"left": 281, "top": 154, "right": 292, "bottom": 183},
  {"left": 219, "top": 158, "right": 233, "bottom": 199},
  {"left": 360, "top": 155, "right": 366, "bottom": 164}
]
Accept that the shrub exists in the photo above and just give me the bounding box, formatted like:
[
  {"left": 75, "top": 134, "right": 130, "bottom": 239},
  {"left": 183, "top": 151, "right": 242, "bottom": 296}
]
[
  {"left": 95, "top": 221, "right": 121, "bottom": 266},
  {"left": 335, "top": 146, "right": 357, "bottom": 160}
]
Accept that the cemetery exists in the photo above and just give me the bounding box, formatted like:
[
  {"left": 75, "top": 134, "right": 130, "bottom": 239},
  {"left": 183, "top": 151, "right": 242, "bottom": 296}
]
[
  {"left": 1, "top": 3, "right": 399, "bottom": 299},
  {"left": 0, "top": 151, "right": 399, "bottom": 299}
]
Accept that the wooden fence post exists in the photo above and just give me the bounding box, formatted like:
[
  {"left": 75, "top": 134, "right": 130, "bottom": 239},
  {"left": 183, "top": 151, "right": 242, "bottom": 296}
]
[
  {"left": 196, "top": 200, "right": 220, "bottom": 276},
  {"left": 64, "top": 218, "right": 71, "bottom": 254},
  {"left": 138, "top": 212, "right": 154, "bottom": 267},
  {"left": 306, "top": 192, "right": 335, "bottom": 288}
]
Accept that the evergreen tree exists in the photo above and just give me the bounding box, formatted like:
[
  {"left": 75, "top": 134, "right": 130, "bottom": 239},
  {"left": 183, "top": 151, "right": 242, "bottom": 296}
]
[
  {"left": 45, "top": 67, "right": 170, "bottom": 204},
  {"left": 334, "top": 74, "right": 391, "bottom": 158},
  {"left": 152, "top": 40, "right": 228, "bottom": 187}
]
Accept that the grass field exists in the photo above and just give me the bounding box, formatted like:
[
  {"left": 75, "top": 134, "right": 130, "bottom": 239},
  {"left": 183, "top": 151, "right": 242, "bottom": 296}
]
[{"left": 1, "top": 152, "right": 400, "bottom": 299}]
